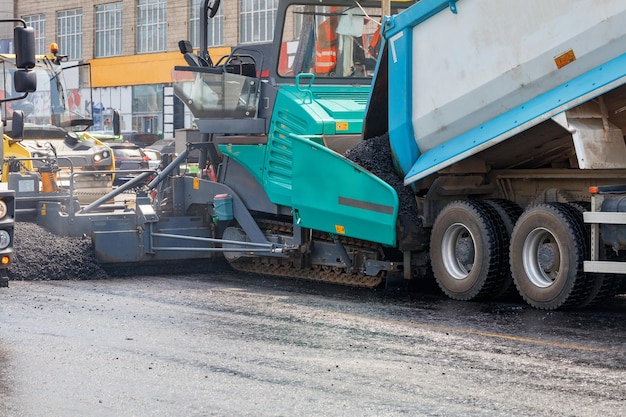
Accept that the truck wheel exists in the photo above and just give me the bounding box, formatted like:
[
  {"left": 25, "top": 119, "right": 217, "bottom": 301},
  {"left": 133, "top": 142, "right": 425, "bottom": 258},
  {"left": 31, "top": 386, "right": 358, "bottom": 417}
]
[
  {"left": 510, "top": 203, "right": 592, "bottom": 310},
  {"left": 484, "top": 199, "right": 523, "bottom": 298},
  {"left": 430, "top": 200, "right": 506, "bottom": 301}
]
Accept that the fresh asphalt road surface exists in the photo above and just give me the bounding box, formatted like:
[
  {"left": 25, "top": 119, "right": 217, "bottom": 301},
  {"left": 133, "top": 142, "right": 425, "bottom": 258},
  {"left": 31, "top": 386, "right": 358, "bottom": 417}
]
[{"left": 1, "top": 269, "right": 625, "bottom": 417}]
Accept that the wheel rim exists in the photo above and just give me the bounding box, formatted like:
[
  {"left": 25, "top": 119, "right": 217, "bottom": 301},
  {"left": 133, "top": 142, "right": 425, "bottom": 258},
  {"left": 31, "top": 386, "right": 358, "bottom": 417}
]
[
  {"left": 441, "top": 223, "right": 476, "bottom": 280},
  {"left": 522, "top": 227, "right": 561, "bottom": 288}
]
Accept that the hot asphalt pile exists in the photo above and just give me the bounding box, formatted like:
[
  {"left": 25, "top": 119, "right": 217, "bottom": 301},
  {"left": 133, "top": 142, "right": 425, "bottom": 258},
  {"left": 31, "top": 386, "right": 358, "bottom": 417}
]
[{"left": 9, "top": 222, "right": 108, "bottom": 281}]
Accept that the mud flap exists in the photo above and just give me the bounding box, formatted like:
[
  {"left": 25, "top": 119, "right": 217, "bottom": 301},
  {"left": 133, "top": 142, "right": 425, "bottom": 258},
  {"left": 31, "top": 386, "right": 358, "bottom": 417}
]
[{"left": 384, "top": 270, "right": 406, "bottom": 291}]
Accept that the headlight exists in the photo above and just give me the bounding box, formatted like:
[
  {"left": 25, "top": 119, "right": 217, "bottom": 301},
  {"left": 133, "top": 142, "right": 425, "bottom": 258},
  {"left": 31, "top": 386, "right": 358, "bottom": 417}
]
[
  {"left": 0, "top": 200, "right": 7, "bottom": 220},
  {"left": 0, "top": 230, "right": 11, "bottom": 249},
  {"left": 94, "top": 150, "right": 111, "bottom": 163}
]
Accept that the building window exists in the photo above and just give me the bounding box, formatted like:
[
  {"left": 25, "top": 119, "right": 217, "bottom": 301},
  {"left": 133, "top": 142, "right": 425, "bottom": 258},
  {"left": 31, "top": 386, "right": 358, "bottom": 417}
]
[
  {"left": 22, "top": 14, "right": 46, "bottom": 55},
  {"left": 95, "top": 2, "right": 123, "bottom": 58},
  {"left": 133, "top": 84, "right": 163, "bottom": 136},
  {"left": 240, "top": 0, "right": 278, "bottom": 44},
  {"left": 137, "top": 0, "right": 167, "bottom": 53},
  {"left": 57, "top": 8, "right": 83, "bottom": 60},
  {"left": 189, "top": 0, "right": 223, "bottom": 48}
]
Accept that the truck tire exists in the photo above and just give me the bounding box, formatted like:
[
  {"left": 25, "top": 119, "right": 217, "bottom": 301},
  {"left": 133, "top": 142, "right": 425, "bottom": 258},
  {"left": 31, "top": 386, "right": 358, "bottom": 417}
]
[
  {"left": 430, "top": 200, "right": 507, "bottom": 301},
  {"left": 510, "top": 203, "right": 592, "bottom": 309},
  {"left": 484, "top": 199, "right": 523, "bottom": 298}
]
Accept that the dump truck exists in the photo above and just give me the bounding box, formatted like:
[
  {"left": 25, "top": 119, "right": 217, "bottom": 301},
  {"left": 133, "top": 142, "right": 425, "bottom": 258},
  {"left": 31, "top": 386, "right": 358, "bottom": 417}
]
[
  {"left": 0, "top": 19, "right": 37, "bottom": 286},
  {"left": 1, "top": 43, "right": 114, "bottom": 216},
  {"left": 31, "top": 0, "right": 626, "bottom": 309}
]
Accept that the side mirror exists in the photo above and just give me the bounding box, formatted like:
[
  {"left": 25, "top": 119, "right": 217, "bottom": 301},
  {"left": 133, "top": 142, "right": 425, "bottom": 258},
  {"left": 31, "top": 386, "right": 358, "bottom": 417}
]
[
  {"left": 112, "top": 109, "right": 121, "bottom": 136},
  {"left": 12, "top": 110, "right": 24, "bottom": 139},
  {"left": 208, "top": 0, "right": 222, "bottom": 18},
  {"left": 14, "top": 26, "right": 36, "bottom": 69},
  {"left": 13, "top": 69, "right": 37, "bottom": 93}
]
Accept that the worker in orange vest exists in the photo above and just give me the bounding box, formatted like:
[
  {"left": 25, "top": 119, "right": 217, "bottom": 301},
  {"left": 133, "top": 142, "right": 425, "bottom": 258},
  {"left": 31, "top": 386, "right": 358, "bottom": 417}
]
[
  {"left": 315, "top": 7, "right": 341, "bottom": 75},
  {"left": 367, "top": 27, "right": 381, "bottom": 59}
]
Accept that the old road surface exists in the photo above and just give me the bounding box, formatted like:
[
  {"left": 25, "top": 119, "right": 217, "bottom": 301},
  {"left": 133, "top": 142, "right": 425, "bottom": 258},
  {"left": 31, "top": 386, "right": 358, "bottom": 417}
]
[{"left": 1, "top": 265, "right": 625, "bottom": 417}]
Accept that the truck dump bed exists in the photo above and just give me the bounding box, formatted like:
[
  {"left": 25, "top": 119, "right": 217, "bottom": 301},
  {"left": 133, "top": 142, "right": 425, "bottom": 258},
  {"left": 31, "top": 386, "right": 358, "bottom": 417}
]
[{"left": 383, "top": 0, "right": 626, "bottom": 184}]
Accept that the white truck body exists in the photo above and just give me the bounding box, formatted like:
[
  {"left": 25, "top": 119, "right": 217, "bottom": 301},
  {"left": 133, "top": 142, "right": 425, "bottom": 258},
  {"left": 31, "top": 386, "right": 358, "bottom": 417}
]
[{"left": 384, "top": 0, "right": 626, "bottom": 182}]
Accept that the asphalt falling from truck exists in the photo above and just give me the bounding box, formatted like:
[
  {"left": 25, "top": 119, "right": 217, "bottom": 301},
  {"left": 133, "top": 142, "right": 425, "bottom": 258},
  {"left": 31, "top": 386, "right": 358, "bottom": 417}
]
[{"left": 345, "top": 133, "right": 420, "bottom": 221}]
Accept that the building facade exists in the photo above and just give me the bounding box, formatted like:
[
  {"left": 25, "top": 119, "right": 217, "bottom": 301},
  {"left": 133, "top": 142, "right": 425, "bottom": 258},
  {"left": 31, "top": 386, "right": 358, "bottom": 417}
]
[
  {"left": 0, "top": 2, "right": 15, "bottom": 52},
  {"left": 12, "top": 0, "right": 279, "bottom": 140}
]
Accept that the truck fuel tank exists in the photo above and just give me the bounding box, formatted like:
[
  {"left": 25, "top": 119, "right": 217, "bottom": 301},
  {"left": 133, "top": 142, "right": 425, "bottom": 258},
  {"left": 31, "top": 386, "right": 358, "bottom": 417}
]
[{"left": 600, "top": 196, "right": 626, "bottom": 252}]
